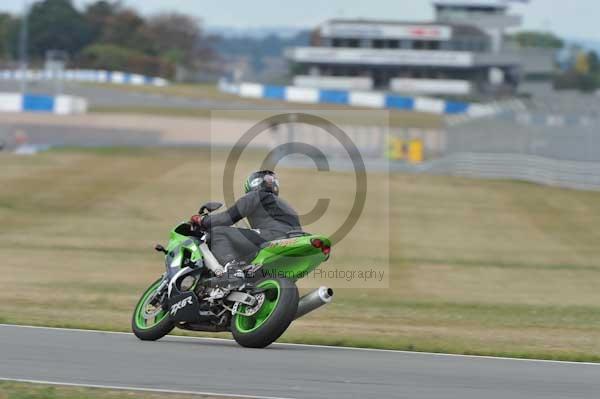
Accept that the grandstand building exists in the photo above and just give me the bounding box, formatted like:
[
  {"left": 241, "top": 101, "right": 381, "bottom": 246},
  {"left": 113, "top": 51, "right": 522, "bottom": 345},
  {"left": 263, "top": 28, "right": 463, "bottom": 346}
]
[{"left": 286, "top": 0, "right": 550, "bottom": 96}]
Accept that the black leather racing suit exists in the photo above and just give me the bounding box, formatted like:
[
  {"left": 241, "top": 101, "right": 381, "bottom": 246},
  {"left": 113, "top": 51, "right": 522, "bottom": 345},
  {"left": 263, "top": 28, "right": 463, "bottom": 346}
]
[{"left": 200, "top": 190, "right": 301, "bottom": 265}]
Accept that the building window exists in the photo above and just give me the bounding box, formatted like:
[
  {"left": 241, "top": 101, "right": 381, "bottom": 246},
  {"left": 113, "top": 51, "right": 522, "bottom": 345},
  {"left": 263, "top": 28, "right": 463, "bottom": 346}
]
[
  {"left": 347, "top": 39, "right": 360, "bottom": 48},
  {"left": 330, "top": 38, "right": 361, "bottom": 48}
]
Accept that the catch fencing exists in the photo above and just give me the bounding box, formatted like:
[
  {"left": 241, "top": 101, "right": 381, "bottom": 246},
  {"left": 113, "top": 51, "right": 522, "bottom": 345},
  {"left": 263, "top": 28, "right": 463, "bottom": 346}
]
[
  {"left": 407, "top": 153, "right": 600, "bottom": 191},
  {"left": 434, "top": 104, "right": 600, "bottom": 189},
  {"left": 270, "top": 96, "right": 600, "bottom": 190},
  {"left": 268, "top": 121, "right": 445, "bottom": 165}
]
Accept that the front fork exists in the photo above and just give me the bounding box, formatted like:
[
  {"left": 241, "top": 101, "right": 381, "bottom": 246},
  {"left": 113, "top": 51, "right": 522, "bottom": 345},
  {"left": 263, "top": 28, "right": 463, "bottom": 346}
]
[
  {"left": 157, "top": 234, "right": 233, "bottom": 305},
  {"left": 145, "top": 276, "right": 168, "bottom": 311}
]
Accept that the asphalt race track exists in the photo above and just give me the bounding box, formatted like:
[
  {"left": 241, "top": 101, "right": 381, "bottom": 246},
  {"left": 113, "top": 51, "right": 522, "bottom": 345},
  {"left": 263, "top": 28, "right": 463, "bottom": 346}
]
[{"left": 0, "top": 325, "right": 598, "bottom": 399}]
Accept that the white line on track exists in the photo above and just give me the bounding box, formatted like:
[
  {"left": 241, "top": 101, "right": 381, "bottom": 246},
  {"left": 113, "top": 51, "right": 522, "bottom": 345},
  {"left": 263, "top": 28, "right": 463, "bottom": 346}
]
[
  {"left": 1, "top": 323, "right": 599, "bottom": 366},
  {"left": 0, "top": 377, "right": 294, "bottom": 399}
]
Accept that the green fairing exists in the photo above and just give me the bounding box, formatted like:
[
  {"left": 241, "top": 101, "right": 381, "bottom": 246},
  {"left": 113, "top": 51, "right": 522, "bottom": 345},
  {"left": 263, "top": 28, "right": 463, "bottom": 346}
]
[
  {"left": 166, "top": 226, "right": 203, "bottom": 268},
  {"left": 165, "top": 223, "right": 330, "bottom": 278},
  {"left": 250, "top": 235, "right": 330, "bottom": 279}
]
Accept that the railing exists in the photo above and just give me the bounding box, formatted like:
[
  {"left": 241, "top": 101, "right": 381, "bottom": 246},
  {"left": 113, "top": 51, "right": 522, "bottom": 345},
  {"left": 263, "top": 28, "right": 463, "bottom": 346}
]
[
  {"left": 0, "top": 69, "right": 168, "bottom": 86},
  {"left": 269, "top": 106, "right": 600, "bottom": 191},
  {"left": 409, "top": 153, "right": 600, "bottom": 191}
]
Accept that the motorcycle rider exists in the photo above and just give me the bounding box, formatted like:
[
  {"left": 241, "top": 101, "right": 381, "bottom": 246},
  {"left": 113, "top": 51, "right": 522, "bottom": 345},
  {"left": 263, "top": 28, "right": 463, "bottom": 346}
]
[{"left": 189, "top": 170, "right": 301, "bottom": 280}]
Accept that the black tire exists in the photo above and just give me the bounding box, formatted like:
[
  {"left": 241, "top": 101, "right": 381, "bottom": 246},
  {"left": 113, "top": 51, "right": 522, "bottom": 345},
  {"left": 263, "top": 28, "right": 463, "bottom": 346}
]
[
  {"left": 131, "top": 278, "right": 175, "bottom": 341},
  {"left": 231, "top": 277, "right": 299, "bottom": 348}
]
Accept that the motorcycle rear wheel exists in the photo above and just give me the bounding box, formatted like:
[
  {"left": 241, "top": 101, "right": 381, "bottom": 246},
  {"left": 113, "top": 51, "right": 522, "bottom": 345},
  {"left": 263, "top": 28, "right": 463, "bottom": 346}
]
[{"left": 231, "top": 277, "right": 298, "bottom": 348}]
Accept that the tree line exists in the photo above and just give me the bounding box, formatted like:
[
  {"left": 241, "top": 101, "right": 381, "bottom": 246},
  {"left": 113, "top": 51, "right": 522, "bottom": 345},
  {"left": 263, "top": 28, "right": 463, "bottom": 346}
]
[
  {"left": 554, "top": 50, "right": 600, "bottom": 92},
  {"left": 0, "top": 0, "right": 215, "bottom": 78},
  {"left": 507, "top": 31, "right": 600, "bottom": 92}
]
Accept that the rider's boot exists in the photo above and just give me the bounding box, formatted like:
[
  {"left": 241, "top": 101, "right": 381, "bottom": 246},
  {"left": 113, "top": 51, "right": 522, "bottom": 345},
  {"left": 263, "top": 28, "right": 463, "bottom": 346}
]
[
  {"left": 223, "top": 260, "right": 247, "bottom": 288},
  {"left": 201, "top": 260, "right": 246, "bottom": 290}
]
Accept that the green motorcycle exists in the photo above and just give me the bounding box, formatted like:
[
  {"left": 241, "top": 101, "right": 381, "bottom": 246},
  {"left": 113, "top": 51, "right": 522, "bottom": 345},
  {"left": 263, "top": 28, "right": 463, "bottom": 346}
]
[{"left": 132, "top": 201, "right": 333, "bottom": 348}]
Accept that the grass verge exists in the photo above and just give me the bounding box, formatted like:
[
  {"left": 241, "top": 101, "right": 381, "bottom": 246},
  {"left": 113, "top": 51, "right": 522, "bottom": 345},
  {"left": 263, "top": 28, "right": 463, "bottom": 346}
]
[
  {"left": 85, "top": 82, "right": 443, "bottom": 128},
  {"left": 1, "top": 148, "right": 600, "bottom": 362},
  {"left": 89, "top": 105, "right": 443, "bottom": 129},
  {"left": 0, "top": 381, "right": 232, "bottom": 399}
]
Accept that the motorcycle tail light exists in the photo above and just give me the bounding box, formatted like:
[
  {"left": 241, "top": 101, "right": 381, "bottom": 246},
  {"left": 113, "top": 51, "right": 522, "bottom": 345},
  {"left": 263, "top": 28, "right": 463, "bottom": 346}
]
[
  {"left": 311, "top": 238, "right": 330, "bottom": 255},
  {"left": 311, "top": 238, "right": 323, "bottom": 248}
]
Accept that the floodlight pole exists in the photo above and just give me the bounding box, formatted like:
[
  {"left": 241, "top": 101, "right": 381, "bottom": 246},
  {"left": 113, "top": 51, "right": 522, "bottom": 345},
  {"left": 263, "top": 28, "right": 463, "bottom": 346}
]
[{"left": 18, "top": 0, "right": 30, "bottom": 95}]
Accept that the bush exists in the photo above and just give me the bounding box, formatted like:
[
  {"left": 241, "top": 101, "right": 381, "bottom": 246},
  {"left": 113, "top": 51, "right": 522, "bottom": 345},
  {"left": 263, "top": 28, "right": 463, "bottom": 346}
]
[
  {"left": 77, "top": 43, "right": 174, "bottom": 77},
  {"left": 578, "top": 74, "right": 597, "bottom": 92},
  {"left": 553, "top": 71, "right": 599, "bottom": 92}
]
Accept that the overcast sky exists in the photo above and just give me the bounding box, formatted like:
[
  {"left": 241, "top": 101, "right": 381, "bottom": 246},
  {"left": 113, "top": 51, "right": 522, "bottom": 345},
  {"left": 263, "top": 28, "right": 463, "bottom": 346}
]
[{"left": 1, "top": 0, "right": 598, "bottom": 40}]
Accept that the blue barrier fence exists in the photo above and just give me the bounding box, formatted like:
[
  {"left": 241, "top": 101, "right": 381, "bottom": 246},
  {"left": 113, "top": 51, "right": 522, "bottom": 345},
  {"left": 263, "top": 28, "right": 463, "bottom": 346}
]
[
  {"left": 225, "top": 81, "right": 492, "bottom": 116},
  {"left": 23, "top": 94, "right": 55, "bottom": 112},
  {"left": 0, "top": 92, "right": 87, "bottom": 114}
]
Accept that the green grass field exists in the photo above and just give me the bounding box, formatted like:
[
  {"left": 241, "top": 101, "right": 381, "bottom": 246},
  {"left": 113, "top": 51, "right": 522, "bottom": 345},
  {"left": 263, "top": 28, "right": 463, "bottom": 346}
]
[
  {"left": 85, "top": 82, "right": 443, "bottom": 128},
  {"left": 86, "top": 82, "right": 240, "bottom": 102},
  {"left": 1, "top": 148, "right": 600, "bottom": 362},
  {"left": 0, "top": 381, "right": 230, "bottom": 399}
]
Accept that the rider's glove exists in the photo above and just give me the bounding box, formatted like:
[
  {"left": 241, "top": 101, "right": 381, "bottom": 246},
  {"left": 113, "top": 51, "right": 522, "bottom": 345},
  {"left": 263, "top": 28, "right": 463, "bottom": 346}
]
[{"left": 189, "top": 214, "right": 203, "bottom": 227}]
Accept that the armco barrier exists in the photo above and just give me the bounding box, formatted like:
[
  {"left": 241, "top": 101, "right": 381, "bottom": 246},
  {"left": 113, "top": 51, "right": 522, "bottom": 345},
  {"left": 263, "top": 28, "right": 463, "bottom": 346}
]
[
  {"left": 0, "top": 69, "right": 168, "bottom": 87},
  {"left": 219, "top": 80, "right": 496, "bottom": 116},
  {"left": 404, "top": 153, "right": 600, "bottom": 191},
  {"left": 0, "top": 93, "right": 87, "bottom": 114}
]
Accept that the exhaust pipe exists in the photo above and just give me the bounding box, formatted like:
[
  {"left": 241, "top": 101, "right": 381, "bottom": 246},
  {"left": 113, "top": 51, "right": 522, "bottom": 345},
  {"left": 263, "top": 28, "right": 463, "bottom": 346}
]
[{"left": 295, "top": 286, "right": 333, "bottom": 320}]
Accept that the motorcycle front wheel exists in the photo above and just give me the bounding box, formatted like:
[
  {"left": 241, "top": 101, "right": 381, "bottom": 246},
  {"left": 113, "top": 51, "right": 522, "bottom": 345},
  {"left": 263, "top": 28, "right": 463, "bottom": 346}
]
[{"left": 132, "top": 278, "right": 175, "bottom": 341}]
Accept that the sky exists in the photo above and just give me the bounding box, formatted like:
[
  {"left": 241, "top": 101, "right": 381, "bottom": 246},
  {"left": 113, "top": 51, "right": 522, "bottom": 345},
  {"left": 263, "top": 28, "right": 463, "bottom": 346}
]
[{"left": 1, "top": 0, "right": 599, "bottom": 41}]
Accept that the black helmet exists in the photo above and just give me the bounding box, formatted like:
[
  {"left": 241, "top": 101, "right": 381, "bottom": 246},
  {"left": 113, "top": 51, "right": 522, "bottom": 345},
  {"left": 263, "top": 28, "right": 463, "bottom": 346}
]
[{"left": 244, "top": 170, "right": 279, "bottom": 195}]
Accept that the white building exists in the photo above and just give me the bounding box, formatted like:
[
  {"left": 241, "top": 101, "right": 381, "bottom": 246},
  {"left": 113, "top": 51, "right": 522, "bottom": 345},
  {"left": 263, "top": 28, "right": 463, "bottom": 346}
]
[
  {"left": 435, "top": 0, "right": 522, "bottom": 53},
  {"left": 286, "top": 1, "right": 550, "bottom": 96}
]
